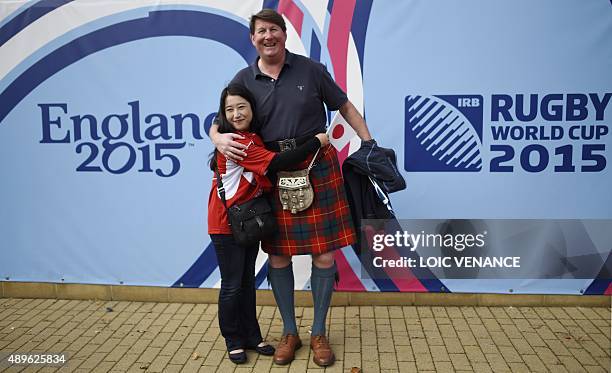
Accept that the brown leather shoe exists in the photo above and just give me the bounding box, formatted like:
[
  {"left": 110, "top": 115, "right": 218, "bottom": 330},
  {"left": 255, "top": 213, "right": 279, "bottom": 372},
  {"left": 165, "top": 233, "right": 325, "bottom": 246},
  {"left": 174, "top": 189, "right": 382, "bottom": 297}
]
[
  {"left": 310, "top": 335, "right": 335, "bottom": 367},
  {"left": 273, "top": 334, "right": 302, "bottom": 365}
]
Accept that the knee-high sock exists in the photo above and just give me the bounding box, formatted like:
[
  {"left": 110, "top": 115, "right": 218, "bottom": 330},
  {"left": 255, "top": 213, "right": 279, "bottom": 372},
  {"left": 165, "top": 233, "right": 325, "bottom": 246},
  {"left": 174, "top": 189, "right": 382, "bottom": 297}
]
[
  {"left": 310, "top": 263, "right": 336, "bottom": 336},
  {"left": 268, "top": 263, "right": 297, "bottom": 336}
]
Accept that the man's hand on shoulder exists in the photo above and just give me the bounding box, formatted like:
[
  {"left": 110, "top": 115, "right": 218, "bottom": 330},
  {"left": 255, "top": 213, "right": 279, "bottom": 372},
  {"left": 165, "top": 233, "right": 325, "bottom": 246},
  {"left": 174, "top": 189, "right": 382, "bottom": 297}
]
[{"left": 211, "top": 130, "right": 248, "bottom": 162}]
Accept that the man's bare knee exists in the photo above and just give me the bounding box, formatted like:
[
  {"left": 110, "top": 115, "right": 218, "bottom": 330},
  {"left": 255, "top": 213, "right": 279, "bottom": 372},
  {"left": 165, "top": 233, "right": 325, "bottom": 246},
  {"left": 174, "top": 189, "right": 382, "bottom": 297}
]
[
  {"left": 312, "top": 253, "right": 334, "bottom": 268},
  {"left": 268, "top": 254, "right": 292, "bottom": 268}
]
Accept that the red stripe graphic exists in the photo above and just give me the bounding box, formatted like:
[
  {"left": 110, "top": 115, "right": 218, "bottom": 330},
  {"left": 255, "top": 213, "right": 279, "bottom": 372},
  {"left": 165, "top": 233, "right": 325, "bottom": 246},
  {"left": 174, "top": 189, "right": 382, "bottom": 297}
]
[
  {"left": 278, "top": 0, "right": 304, "bottom": 36},
  {"left": 327, "top": 0, "right": 356, "bottom": 91},
  {"left": 335, "top": 250, "right": 366, "bottom": 291}
]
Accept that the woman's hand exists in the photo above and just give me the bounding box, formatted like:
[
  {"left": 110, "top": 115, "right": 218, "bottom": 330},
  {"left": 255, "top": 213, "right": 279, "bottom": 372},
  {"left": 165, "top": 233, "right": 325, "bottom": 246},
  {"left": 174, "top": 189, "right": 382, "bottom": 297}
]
[
  {"left": 212, "top": 132, "right": 248, "bottom": 161},
  {"left": 315, "top": 133, "right": 329, "bottom": 147}
]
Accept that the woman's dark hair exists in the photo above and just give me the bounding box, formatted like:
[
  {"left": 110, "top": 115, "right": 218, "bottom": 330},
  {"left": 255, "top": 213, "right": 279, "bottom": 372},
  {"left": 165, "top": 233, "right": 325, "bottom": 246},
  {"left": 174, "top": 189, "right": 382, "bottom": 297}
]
[
  {"left": 249, "top": 8, "right": 287, "bottom": 34},
  {"left": 209, "top": 83, "right": 259, "bottom": 171}
]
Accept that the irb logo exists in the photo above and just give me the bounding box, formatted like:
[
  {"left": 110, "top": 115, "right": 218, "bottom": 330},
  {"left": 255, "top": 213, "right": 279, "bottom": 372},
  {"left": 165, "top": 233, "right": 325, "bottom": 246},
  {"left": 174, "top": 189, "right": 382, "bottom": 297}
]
[
  {"left": 404, "top": 95, "right": 484, "bottom": 172},
  {"left": 458, "top": 97, "right": 481, "bottom": 107}
]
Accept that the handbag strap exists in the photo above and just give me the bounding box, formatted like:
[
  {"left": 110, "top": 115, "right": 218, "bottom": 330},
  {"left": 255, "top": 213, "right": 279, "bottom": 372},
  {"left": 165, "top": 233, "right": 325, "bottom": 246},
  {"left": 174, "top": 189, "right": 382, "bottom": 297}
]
[
  {"left": 214, "top": 161, "right": 229, "bottom": 210},
  {"left": 307, "top": 147, "right": 320, "bottom": 171},
  {"left": 307, "top": 128, "right": 332, "bottom": 171}
]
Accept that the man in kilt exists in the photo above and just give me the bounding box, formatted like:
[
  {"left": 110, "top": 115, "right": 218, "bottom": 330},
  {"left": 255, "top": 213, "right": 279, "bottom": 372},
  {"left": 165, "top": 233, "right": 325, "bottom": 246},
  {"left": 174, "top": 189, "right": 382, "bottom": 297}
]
[{"left": 210, "top": 9, "right": 372, "bottom": 367}]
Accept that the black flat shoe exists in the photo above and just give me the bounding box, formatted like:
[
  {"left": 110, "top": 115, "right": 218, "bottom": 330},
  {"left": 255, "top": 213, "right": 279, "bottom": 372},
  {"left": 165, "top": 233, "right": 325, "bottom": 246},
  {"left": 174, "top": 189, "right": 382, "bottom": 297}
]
[
  {"left": 228, "top": 350, "right": 247, "bottom": 364},
  {"left": 247, "top": 343, "right": 275, "bottom": 356},
  {"left": 255, "top": 343, "right": 275, "bottom": 355}
]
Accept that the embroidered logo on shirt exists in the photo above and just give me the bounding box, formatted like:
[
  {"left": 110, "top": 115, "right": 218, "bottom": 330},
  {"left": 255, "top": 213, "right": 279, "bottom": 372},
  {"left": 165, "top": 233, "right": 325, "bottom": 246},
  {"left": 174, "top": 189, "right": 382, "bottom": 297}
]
[{"left": 297, "top": 85, "right": 304, "bottom": 91}]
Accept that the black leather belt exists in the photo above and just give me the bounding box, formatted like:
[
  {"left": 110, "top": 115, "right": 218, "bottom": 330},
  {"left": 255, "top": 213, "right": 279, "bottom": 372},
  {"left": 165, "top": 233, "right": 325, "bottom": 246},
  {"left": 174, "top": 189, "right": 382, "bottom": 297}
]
[{"left": 265, "top": 135, "right": 313, "bottom": 152}]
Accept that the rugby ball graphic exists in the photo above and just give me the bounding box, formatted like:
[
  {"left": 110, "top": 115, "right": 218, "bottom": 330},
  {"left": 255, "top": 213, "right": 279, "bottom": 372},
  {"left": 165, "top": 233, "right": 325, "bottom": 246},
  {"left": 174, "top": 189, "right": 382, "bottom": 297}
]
[{"left": 405, "top": 95, "right": 483, "bottom": 172}]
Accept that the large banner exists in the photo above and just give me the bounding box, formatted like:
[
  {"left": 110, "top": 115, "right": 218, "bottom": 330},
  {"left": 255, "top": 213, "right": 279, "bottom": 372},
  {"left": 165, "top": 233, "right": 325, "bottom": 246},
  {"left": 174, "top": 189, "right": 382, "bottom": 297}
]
[{"left": 1, "top": 0, "right": 610, "bottom": 294}]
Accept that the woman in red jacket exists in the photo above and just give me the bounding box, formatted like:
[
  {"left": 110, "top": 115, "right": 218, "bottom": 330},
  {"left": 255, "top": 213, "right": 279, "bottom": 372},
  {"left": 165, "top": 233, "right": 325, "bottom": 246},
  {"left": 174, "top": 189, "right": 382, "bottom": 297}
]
[{"left": 208, "top": 84, "right": 328, "bottom": 364}]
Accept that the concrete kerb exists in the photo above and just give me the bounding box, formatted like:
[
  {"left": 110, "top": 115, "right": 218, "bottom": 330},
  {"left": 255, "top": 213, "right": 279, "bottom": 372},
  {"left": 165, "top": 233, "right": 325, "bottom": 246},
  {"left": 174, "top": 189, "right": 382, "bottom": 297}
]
[{"left": 0, "top": 282, "right": 609, "bottom": 307}]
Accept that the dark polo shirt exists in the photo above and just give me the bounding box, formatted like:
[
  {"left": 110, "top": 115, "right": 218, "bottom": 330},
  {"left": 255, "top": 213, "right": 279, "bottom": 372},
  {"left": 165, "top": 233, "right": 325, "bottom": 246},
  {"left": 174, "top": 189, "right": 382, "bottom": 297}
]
[{"left": 231, "top": 50, "right": 348, "bottom": 142}]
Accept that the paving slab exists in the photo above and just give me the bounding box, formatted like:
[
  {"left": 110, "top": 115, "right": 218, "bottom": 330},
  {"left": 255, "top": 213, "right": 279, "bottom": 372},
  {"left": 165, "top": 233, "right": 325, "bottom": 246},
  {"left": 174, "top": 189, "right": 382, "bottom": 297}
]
[{"left": 0, "top": 299, "right": 608, "bottom": 372}]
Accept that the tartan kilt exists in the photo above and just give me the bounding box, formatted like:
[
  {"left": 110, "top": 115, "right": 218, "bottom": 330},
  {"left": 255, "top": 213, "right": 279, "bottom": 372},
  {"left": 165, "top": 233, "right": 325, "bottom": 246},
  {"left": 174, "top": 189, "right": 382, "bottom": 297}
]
[{"left": 262, "top": 144, "right": 356, "bottom": 256}]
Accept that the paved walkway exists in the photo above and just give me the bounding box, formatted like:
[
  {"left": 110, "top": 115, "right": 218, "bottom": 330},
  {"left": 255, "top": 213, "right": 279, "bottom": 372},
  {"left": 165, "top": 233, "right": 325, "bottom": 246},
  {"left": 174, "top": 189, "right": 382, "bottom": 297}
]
[{"left": 0, "top": 298, "right": 609, "bottom": 372}]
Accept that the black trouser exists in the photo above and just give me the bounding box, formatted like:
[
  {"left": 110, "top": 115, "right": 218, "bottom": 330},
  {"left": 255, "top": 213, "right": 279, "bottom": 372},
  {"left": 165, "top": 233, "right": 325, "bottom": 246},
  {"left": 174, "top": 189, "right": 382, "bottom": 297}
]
[{"left": 210, "top": 234, "right": 263, "bottom": 351}]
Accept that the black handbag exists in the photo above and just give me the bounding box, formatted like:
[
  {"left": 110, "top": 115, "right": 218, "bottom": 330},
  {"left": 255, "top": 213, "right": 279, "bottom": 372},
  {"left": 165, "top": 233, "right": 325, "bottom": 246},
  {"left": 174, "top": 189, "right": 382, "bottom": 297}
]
[{"left": 215, "top": 167, "right": 277, "bottom": 247}]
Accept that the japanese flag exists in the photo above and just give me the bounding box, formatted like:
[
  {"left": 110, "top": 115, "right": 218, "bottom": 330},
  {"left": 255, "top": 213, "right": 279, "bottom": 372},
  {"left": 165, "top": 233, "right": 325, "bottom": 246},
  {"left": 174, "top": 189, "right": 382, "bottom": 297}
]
[{"left": 328, "top": 112, "right": 361, "bottom": 161}]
